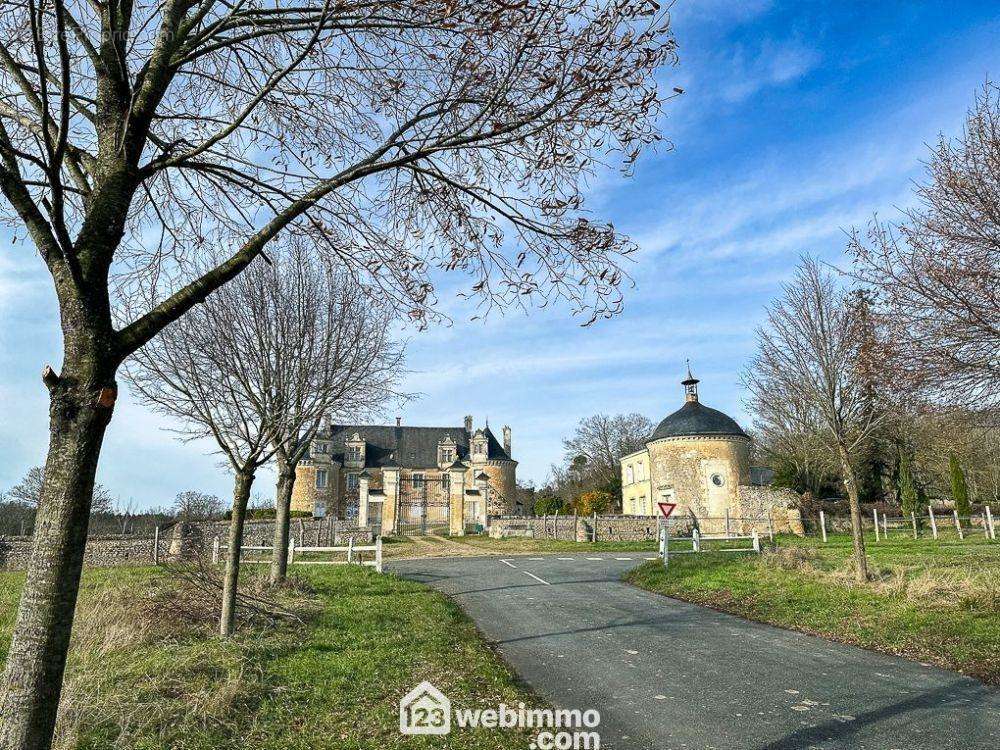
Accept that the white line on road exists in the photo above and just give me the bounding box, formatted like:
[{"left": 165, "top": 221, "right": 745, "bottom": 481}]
[
  {"left": 586, "top": 557, "right": 603, "bottom": 561},
  {"left": 529, "top": 557, "right": 545, "bottom": 561},
  {"left": 523, "top": 571, "right": 551, "bottom": 586},
  {"left": 645, "top": 557, "right": 659, "bottom": 560},
  {"left": 499, "top": 559, "right": 517, "bottom": 569},
  {"left": 615, "top": 557, "right": 634, "bottom": 561},
  {"left": 557, "top": 557, "right": 574, "bottom": 561}
]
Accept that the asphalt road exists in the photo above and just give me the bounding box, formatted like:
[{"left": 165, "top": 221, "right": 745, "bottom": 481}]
[{"left": 390, "top": 554, "right": 1000, "bottom": 750}]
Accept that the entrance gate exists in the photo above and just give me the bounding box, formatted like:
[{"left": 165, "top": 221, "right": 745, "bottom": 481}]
[{"left": 397, "top": 475, "right": 451, "bottom": 536}]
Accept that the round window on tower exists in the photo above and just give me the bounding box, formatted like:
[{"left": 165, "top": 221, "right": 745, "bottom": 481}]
[{"left": 711, "top": 473, "right": 725, "bottom": 487}]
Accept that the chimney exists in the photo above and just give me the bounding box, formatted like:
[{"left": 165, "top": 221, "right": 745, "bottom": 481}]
[
  {"left": 464, "top": 414, "right": 473, "bottom": 434},
  {"left": 396, "top": 416, "right": 402, "bottom": 427},
  {"left": 502, "top": 425, "right": 512, "bottom": 456}
]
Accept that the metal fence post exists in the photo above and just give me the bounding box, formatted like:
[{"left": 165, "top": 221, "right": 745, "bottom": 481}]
[
  {"left": 348, "top": 536, "right": 354, "bottom": 563},
  {"left": 593, "top": 512, "right": 598, "bottom": 543},
  {"left": 928, "top": 506, "right": 938, "bottom": 539},
  {"left": 767, "top": 510, "right": 774, "bottom": 543},
  {"left": 953, "top": 509, "right": 964, "bottom": 540},
  {"left": 820, "top": 510, "right": 828, "bottom": 543},
  {"left": 725, "top": 508, "right": 731, "bottom": 539}
]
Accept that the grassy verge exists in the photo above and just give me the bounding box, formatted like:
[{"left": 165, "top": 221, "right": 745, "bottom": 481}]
[
  {"left": 624, "top": 534, "right": 1000, "bottom": 684},
  {"left": 0, "top": 565, "right": 540, "bottom": 749}
]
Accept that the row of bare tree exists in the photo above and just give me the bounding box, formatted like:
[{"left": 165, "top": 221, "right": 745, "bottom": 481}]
[
  {"left": 0, "top": 0, "right": 678, "bottom": 746},
  {"left": 745, "top": 83, "right": 1000, "bottom": 583}
]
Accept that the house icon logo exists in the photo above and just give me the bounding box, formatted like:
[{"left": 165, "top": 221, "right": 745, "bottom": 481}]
[{"left": 399, "top": 680, "right": 451, "bottom": 735}]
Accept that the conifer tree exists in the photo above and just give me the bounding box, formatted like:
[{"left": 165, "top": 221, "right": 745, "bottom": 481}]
[{"left": 949, "top": 454, "right": 971, "bottom": 524}]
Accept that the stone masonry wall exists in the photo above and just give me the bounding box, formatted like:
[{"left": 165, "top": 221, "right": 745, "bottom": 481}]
[
  {"left": 489, "top": 514, "right": 672, "bottom": 542},
  {"left": 0, "top": 534, "right": 170, "bottom": 571}
]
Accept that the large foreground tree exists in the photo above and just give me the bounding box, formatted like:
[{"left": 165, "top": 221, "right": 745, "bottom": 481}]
[
  {"left": 744, "top": 258, "right": 890, "bottom": 583},
  {"left": 0, "top": 1, "right": 676, "bottom": 745}
]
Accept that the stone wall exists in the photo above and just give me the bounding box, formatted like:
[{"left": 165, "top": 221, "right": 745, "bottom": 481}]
[
  {"left": 0, "top": 534, "right": 170, "bottom": 571},
  {"left": 488, "top": 514, "right": 670, "bottom": 542},
  {"left": 0, "top": 519, "right": 373, "bottom": 572}
]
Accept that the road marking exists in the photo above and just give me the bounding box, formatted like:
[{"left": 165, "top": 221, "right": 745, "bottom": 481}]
[
  {"left": 557, "top": 557, "right": 575, "bottom": 561},
  {"left": 615, "top": 557, "right": 633, "bottom": 560},
  {"left": 586, "top": 557, "right": 603, "bottom": 561},
  {"left": 645, "top": 557, "right": 659, "bottom": 560},
  {"left": 529, "top": 557, "right": 545, "bottom": 561},
  {"left": 499, "top": 559, "right": 517, "bottom": 569},
  {"left": 523, "top": 571, "right": 551, "bottom": 586}
]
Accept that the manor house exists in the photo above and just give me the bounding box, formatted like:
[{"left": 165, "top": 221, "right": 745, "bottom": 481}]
[{"left": 292, "top": 416, "right": 517, "bottom": 534}]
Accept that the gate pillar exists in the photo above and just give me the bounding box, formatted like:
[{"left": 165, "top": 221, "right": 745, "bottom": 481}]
[
  {"left": 358, "top": 470, "right": 371, "bottom": 527},
  {"left": 448, "top": 464, "right": 467, "bottom": 536},
  {"left": 381, "top": 467, "right": 401, "bottom": 534}
]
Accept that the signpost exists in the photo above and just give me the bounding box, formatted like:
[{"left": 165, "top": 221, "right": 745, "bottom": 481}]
[{"left": 657, "top": 502, "right": 677, "bottom": 568}]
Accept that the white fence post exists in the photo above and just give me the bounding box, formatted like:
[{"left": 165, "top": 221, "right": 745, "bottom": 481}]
[
  {"left": 289, "top": 537, "right": 296, "bottom": 564},
  {"left": 929, "top": 506, "right": 938, "bottom": 539},
  {"left": 348, "top": 536, "right": 354, "bottom": 563},
  {"left": 911, "top": 512, "right": 918, "bottom": 539},
  {"left": 752, "top": 530, "right": 760, "bottom": 554},
  {"left": 873, "top": 509, "right": 880, "bottom": 542},
  {"left": 953, "top": 509, "right": 964, "bottom": 540},
  {"left": 693, "top": 527, "right": 701, "bottom": 553},
  {"left": 987, "top": 505, "right": 996, "bottom": 541},
  {"left": 820, "top": 510, "right": 828, "bottom": 543},
  {"left": 375, "top": 535, "right": 384, "bottom": 573},
  {"left": 882, "top": 513, "right": 888, "bottom": 538},
  {"left": 593, "top": 512, "right": 598, "bottom": 543},
  {"left": 212, "top": 535, "right": 220, "bottom": 565},
  {"left": 153, "top": 526, "right": 160, "bottom": 565}
]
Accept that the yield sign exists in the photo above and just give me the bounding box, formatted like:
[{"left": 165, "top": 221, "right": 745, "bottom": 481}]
[{"left": 657, "top": 502, "right": 677, "bottom": 519}]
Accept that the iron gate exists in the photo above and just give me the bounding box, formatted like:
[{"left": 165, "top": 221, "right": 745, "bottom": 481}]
[{"left": 397, "top": 475, "right": 451, "bottom": 535}]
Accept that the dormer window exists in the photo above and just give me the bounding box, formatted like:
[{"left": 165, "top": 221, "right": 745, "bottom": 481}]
[{"left": 346, "top": 445, "right": 362, "bottom": 463}]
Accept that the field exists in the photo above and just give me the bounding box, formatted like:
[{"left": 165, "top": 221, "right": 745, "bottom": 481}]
[
  {"left": 625, "top": 533, "right": 1000, "bottom": 684},
  {"left": 0, "top": 565, "right": 540, "bottom": 749}
]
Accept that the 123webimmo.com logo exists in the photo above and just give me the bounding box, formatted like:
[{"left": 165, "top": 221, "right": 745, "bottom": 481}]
[{"left": 400, "top": 681, "right": 601, "bottom": 748}]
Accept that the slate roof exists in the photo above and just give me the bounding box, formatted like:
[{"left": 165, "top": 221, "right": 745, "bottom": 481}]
[
  {"left": 319, "top": 423, "right": 512, "bottom": 468},
  {"left": 648, "top": 400, "right": 748, "bottom": 441}
]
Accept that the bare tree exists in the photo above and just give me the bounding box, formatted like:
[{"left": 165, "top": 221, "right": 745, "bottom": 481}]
[
  {"left": 744, "top": 258, "right": 889, "bottom": 582},
  {"left": 850, "top": 82, "right": 1000, "bottom": 411},
  {"left": 8, "top": 466, "right": 112, "bottom": 514},
  {"left": 561, "top": 412, "right": 653, "bottom": 501},
  {"left": 172, "top": 490, "right": 224, "bottom": 521},
  {"left": 0, "top": 1, "right": 676, "bottom": 742},
  {"left": 198, "top": 237, "right": 405, "bottom": 585}
]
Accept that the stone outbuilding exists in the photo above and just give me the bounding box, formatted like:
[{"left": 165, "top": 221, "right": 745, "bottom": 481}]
[{"left": 621, "top": 369, "right": 798, "bottom": 532}]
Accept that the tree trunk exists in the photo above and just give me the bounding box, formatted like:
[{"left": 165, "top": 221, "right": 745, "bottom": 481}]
[
  {"left": 0, "top": 371, "right": 115, "bottom": 750},
  {"left": 838, "top": 445, "right": 870, "bottom": 583},
  {"left": 269, "top": 457, "right": 296, "bottom": 585},
  {"left": 220, "top": 470, "right": 255, "bottom": 637}
]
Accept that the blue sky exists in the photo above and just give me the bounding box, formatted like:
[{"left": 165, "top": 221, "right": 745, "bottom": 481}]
[{"left": 1, "top": 2, "right": 998, "bottom": 507}]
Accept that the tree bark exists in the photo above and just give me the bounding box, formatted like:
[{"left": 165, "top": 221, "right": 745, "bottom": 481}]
[
  {"left": 269, "top": 456, "right": 296, "bottom": 585},
  {"left": 838, "top": 445, "right": 870, "bottom": 583},
  {"left": 0, "top": 366, "right": 115, "bottom": 750},
  {"left": 220, "top": 470, "right": 255, "bottom": 637}
]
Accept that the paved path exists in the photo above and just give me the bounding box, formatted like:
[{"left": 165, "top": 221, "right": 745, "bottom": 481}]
[{"left": 390, "top": 554, "right": 1000, "bottom": 750}]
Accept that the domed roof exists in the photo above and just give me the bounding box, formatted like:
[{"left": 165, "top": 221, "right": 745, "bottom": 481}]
[{"left": 649, "top": 400, "right": 748, "bottom": 441}]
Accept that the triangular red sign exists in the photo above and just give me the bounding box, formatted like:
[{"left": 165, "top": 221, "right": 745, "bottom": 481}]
[{"left": 657, "top": 502, "right": 677, "bottom": 519}]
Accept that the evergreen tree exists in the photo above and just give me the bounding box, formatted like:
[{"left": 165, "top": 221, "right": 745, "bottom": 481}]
[{"left": 950, "top": 454, "right": 972, "bottom": 523}]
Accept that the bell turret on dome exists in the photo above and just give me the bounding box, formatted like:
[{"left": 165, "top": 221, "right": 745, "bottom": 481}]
[{"left": 681, "top": 361, "right": 700, "bottom": 403}]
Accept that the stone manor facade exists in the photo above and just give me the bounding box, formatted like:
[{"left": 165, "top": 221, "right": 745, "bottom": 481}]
[{"left": 292, "top": 416, "right": 517, "bottom": 534}]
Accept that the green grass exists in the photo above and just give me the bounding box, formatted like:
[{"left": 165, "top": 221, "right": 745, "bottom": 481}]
[
  {"left": 625, "top": 533, "right": 1000, "bottom": 684},
  {"left": 0, "top": 566, "right": 540, "bottom": 749}
]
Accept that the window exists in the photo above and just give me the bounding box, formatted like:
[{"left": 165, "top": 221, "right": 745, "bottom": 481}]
[
  {"left": 626, "top": 464, "right": 634, "bottom": 484},
  {"left": 316, "top": 470, "right": 328, "bottom": 489},
  {"left": 346, "top": 445, "right": 362, "bottom": 462},
  {"left": 412, "top": 473, "right": 425, "bottom": 488},
  {"left": 346, "top": 473, "right": 359, "bottom": 491},
  {"left": 637, "top": 462, "right": 645, "bottom": 481},
  {"left": 442, "top": 474, "right": 450, "bottom": 494},
  {"left": 440, "top": 447, "right": 454, "bottom": 464},
  {"left": 314, "top": 442, "right": 328, "bottom": 454},
  {"left": 711, "top": 473, "right": 725, "bottom": 487}
]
